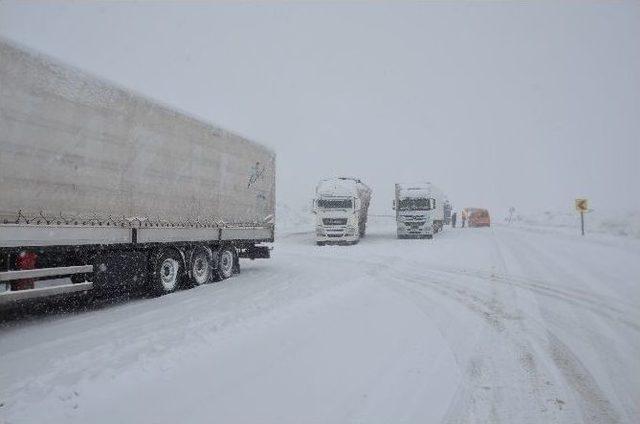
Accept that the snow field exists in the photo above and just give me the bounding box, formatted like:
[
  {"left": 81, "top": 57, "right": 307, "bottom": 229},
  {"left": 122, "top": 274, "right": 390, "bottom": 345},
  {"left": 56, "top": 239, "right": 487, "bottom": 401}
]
[{"left": 1, "top": 218, "right": 638, "bottom": 423}]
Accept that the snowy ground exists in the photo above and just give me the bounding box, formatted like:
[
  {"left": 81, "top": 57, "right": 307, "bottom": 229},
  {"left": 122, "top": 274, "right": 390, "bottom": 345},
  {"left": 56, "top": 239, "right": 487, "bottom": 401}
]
[{"left": 1, "top": 219, "right": 639, "bottom": 423}]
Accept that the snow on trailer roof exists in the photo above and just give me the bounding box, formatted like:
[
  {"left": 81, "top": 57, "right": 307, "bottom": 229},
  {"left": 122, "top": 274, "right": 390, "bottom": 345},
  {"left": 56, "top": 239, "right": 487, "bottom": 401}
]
[
  {"left": 316, "top": 178, "right": 359, "bottom": 197},
  {"left": 316, "top": 177, "right": 371, "bottom": 198},
  {"left": 396, "top": 182, "right": 435, "bottom": 198},
  {"left": 398, "top": 189, "right": 431, "bottom": 198}
]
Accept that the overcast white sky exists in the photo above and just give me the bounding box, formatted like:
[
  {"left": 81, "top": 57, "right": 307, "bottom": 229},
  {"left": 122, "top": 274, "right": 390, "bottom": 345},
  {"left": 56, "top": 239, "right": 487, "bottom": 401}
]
[{"left": 1, "top": 0, "right": 638, "bottom": 215}]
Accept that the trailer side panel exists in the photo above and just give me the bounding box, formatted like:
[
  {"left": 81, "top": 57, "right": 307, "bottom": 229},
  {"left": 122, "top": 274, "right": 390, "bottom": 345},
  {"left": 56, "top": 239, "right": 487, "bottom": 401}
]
[{"left": 0, "top": 40, "right": 275, "bottom": 230}]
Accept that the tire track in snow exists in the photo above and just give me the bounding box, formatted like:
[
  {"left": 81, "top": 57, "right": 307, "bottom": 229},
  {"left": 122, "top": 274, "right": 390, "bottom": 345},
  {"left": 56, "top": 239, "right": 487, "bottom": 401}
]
[
  {"left": 497, "top": 231, "right": 627, "bottom": 423},
  {"left": 378, "top": 227, "right": 627, "bottom": 423},
  {"left": 382, "top": 265, "right": 567, "bottom": 423},
  {"left": 287, "top": 230, "right": 631, "bottom": 423},
  {"left": 546, "top": 331, "right": 621, "bottom": 424},
  {"left": 399, "top": 265, "right": 639, "bottom": 334}
]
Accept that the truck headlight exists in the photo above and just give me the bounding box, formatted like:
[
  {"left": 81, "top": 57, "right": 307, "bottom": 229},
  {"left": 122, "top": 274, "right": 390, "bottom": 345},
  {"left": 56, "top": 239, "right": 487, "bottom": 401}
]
[
  {"left": 345, "top": 225, "right": 356, "bottom": 236},
  {"left": 316, "top": 227, "right": 325, "bottom": 236}
]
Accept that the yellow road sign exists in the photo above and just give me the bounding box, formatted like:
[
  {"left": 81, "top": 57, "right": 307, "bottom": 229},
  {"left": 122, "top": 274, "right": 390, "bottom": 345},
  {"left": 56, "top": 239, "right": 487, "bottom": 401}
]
[{"left": 575, "top": 198, "right": 588, "bottom": 212}]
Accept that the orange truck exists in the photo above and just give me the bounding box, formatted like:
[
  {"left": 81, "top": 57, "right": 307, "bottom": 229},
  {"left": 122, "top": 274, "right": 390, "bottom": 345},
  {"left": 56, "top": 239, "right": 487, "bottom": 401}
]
[{"left": 466, "top": 208, "right": 491, "bottom": 227}]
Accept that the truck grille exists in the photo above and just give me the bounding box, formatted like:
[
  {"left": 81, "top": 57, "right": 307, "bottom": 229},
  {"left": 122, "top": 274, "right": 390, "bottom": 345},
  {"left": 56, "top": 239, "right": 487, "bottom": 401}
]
[
  {"left": 401, "top": 216, "right": 425, "bottom": 224},
  {"left": 323, "top": 218, "right": 347, "bottom": 226}
]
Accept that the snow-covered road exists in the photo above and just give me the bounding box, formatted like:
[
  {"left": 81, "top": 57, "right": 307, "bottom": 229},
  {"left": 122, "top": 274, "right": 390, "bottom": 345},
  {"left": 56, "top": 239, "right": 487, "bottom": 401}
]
[{"left": 1, "top": 221, "right": 639, "bottom": 423}]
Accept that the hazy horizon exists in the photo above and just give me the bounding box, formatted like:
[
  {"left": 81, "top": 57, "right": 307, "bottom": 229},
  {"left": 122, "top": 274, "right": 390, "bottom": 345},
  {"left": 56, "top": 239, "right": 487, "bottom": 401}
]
[{"left": 1, "top": 0, "right": 638, "bottom": 216}]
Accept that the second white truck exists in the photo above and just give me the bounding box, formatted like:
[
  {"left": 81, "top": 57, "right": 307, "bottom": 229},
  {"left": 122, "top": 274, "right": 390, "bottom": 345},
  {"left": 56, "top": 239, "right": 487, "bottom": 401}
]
[
  {"left": 393, "top": 183, "right": 445, "bottom": 239},
  {"left": 313, "top": 178, "right": 372, "bottom": 245}
]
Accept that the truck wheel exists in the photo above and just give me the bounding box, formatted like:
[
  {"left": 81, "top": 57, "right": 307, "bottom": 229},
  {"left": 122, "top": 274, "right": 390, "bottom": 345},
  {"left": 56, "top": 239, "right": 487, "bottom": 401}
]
[
  {"left": 233, "top": 253, "right": 241, "bottom": 274},
  {"left": 214, "top": 246, "right": 235, "bottom": 281},
  {"left": 151, "top": 250, "right": 182, "bottom": 294},
  {"left": 190, "top": 249, "right": 212, "bottom": 286},
  {"left": 316, "top": 241, "right": 326, "bottom": 246}
]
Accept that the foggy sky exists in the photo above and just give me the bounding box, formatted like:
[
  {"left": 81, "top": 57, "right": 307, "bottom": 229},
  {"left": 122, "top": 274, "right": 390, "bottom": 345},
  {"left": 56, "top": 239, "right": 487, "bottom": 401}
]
[{"left": 1, "top": 1, "right": 638, "bottom": 216}]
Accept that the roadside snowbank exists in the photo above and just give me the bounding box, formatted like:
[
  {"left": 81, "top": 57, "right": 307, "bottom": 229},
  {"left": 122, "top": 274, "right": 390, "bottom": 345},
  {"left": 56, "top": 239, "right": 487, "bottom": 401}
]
[{"left": 503, "top": 210, "right": 640, "bottom": 238}]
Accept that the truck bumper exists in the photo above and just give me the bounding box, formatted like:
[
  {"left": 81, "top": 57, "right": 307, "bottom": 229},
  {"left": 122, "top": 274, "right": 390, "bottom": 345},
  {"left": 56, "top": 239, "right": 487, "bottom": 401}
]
[
  {"left": 316, "top": 235, "right": 360, "bottom": 244},
  {"left": 396, "top": 223, "right": 433, "bottom": 238},
  {"left": 316, "top": 226, "right": 359, "bottom": 244}
]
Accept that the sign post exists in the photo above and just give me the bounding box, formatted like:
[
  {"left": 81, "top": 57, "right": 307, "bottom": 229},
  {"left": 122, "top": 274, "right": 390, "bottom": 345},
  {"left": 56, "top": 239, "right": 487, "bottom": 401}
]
[{"left": 575, "top": 199, "right": 588, "bottom": 236}]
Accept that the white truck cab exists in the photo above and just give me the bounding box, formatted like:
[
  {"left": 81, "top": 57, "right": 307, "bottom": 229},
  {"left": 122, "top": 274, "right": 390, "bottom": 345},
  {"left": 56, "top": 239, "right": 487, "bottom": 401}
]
[
  {"left": 313, "top": 178, "right": 371, "bottom": 245},
  {"left": 393, "top": 183, "right": 444, "bottom": 239}
]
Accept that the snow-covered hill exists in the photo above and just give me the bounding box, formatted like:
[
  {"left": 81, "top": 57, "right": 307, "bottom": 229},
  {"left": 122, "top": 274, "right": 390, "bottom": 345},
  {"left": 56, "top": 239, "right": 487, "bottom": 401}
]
[{"left": 503, "top": 210, "right": 640, "bottom": 239}]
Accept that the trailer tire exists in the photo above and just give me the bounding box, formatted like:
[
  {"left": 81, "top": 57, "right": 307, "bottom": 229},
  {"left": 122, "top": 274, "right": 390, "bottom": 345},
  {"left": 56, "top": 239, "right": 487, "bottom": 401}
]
[
  {"left": 151, "top": 250, "right": 182, "bottom": 294},
  {"left": 316, "top": 242, "right": 326, "bottom": 246},
  {"left": 214, "top": 246, "right": 235, "bottom": 281},
  {"left": 189, "top": 248, "right": 212, "bottom": 286},
  {"left": 233, "top": 254, "right": 240, "bottom": 274}
]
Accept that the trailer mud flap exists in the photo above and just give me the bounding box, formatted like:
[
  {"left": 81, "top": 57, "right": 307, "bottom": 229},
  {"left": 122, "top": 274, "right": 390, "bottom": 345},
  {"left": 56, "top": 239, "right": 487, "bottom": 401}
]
[{"left": 239, "top": 246, "right": 271, "bottom": 260}]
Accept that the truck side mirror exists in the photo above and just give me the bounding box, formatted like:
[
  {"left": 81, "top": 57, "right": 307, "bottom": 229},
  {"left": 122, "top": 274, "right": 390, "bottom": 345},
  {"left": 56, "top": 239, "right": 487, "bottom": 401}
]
[
  {"left": 311, "top": 199, "right": 316, "bottom": 214},
  {"left": 392, "top": 200, "right": 396, "bottom": 210}
]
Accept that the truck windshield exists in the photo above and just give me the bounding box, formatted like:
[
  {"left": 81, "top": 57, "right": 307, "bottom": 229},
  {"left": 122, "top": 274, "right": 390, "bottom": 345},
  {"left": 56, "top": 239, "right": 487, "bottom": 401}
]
[
  {"left": 317, "top": 199, "right": 353, "bottom": 209},
  {"left": 398, "top": 198, "right": 431, "bottom": 211}
]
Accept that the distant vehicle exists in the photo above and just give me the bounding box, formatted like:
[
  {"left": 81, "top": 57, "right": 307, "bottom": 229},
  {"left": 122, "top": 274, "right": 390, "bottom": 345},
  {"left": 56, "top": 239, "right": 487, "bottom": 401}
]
[
  {"left": 0, "top": 40, "right": 275, "bottom": 305},
  {"left": 443, "top": 199, "right": 452, "bottom": 225},
  {"left": 313, "top": 177, "right": 372, "bottom": 245},
  {"left": 467, "top": 208, "right": 491, "bottom": 227},
  {"left": 393, "top": 182, "right": 445, "bottom": 238}
]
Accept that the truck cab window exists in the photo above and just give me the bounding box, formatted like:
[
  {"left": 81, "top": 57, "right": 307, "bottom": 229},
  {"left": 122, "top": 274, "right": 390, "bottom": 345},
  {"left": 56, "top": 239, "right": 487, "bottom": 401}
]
[
  {"left": 398, "top": 198, "right": 432, "bottom": 211},
  {"left": 317, "top": 199, "right": 353, "bottom": 209}
]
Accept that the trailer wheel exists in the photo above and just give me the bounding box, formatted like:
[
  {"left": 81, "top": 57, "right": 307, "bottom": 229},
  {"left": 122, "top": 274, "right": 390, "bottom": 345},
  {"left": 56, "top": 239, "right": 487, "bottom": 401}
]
[
  {"left": 190, "top": 249, "right": 212, "bottom": 286},
  {"left": 233, "top": 254, "right": 240, "bottom": 274},
  {"left": 151, "top": 250, "right": 182, "bottom": 294},
  {"left": 214, "top": 246, "right": 235, "bottom": 281}
]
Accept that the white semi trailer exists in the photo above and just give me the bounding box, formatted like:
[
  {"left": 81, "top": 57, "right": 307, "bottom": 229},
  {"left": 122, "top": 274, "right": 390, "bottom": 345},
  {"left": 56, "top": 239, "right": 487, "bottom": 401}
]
[
  {"left": 393, "top": 183, "right": 445, "bottom": 238},
  {"left": 313, "top": 177, "right": 372, "bottom": 245},
  {"left": 0, "top": 40, "right": 275, "bottom": 305}
]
